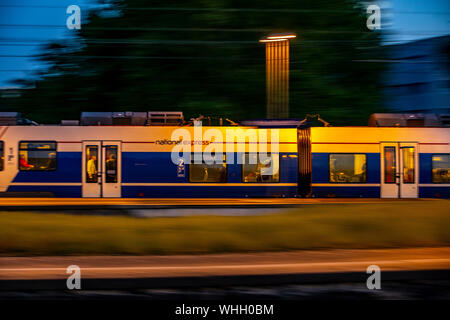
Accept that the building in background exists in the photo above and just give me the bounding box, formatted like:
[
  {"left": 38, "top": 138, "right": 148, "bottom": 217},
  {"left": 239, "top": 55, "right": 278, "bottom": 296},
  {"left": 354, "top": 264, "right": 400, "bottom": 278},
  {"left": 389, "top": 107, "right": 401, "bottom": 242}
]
[{"left": 383, "top": 35, "right": 449, "bottom": 113}]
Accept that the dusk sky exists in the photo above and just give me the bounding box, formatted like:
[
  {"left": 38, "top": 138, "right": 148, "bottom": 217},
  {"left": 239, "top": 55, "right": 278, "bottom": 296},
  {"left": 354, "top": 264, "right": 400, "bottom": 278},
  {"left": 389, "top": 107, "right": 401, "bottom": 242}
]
[{"left": 0, "top": 0, "right": 449, "bottom": 88}]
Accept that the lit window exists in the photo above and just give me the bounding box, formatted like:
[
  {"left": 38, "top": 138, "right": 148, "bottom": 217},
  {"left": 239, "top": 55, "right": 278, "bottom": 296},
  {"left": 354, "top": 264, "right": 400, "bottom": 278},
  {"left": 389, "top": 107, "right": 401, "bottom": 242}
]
[
  {"left": 402, "top": 147, "right": 415, "bottom": 184},
  {"left": 242, "top": 153, "right": 279, "bottom": 183},
  {"left": 384, "top": 147, "right": 396, "bottom": 183},
  {"left": 432, "top": 154, "right": 450, "bottom": 183},
  {"left": 85, "top": 145, "right": 98, "bottom": 183},
  {"left": 0, "top": 141, "right": 4, "bottom": 171},
  {"left": 329, "top": 154, "right": 367, "bottom": 183},
  {"left": 105, "top": 145, "right": 118, "bottom": 183},
  {"left": 189, "top": 154, "right": 227, "bottom": 183},
  {"left": 19, "top": 141, "right": 57, "bottom": 171}
]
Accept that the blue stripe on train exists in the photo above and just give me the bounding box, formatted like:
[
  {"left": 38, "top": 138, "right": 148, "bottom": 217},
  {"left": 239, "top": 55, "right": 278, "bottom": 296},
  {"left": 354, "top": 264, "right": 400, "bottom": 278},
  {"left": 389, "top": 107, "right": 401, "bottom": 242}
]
[
  {"left": 122, "top": 186, "right": 298, "bottom": 198},
  {"left": 5, "top": 185, "right": 297, "bottom": 198},
  {"left": 122, "top": 152, "right": 186, "bottom": 183},
  {"left": 6, "top": 185, "right": 82, "bottom": 197},
  {"left": 419, "top": 186, "right": 450, "bottom": 198},
  {"left": 311, "top": 186, "right": 380, "bottom": 198},
  {"left": 6, "top": 185, "right": 448, "bottom": 198},
  {"left": 10, "top": 151, "right": 298, "bottom": 184},
  {"left": 122, "top": 152, "right": 298, "bottom": 183},
  {"left": 419, "top": 153, "right": 433, "bottom": 184}
]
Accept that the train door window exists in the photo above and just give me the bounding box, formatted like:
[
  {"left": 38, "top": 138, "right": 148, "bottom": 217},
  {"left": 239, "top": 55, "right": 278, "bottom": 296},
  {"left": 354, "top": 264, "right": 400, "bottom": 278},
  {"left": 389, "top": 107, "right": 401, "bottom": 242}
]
[
  {"left": 85, "top": 145, "right": 99, "bottom": 183},
  {"left": 384, "top": 147, "right": 396, "bottom": 183},
  {"left": 18, "top": 141, "right": 57, "bottom": 171},
  {"left": 432, "top": 154, "right": 450, "bottom": 183},
  {"left": 189, "top": 154, "right": 227, "bottom": 183},
  {"left": 242, "top": 153, "right": 280, "bottom": 183},
  {"left": 402, "top": 147, "right": 415, "bottom": 183},
  {"left": 0, "top": 141, "right": 3, "bottom": 171},
  {"left": 105, "top": 145, "right": 118, "bottom": 183},
  {"left": 329, "top": 154, "right": 367, "bottom": 183}
]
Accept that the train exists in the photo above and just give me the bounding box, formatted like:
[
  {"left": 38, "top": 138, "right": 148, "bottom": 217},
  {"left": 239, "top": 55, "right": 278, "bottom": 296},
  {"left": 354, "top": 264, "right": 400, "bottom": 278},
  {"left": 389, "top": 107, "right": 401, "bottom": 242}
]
[{"left": 0, "top": 112, "right": 449, "bottom": 199}]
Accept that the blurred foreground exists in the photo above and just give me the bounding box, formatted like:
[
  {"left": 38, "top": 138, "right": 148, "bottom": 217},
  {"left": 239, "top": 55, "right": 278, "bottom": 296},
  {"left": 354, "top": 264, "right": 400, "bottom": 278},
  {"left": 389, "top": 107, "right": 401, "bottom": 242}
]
[
  {"left": 0, "top": 200, "right": 449, "bottom": 256},
  {"left": 1, "top": 201, "right": 449, "bottom": 301},
  {"left": 2, "top": 280, "right": 449, "bottom": 300},
  {"left": 1, "top": 248, "right": 449, "bottom": 300}
]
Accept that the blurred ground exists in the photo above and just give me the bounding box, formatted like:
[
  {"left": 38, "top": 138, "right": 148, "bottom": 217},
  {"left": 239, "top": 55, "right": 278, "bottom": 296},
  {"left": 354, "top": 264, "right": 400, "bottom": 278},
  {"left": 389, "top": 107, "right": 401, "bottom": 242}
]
[
  {"left": 2, "top": 280, "right": 449, "bottom": 300},
  {"left": 0, "top": 200, "right": 449, "bottom": 255},
  {"left": 1, "top": 247, "right": 449, "bottom": 280},
  {"left": 1, "top": 248, "right": 449, "bottom": 300}
]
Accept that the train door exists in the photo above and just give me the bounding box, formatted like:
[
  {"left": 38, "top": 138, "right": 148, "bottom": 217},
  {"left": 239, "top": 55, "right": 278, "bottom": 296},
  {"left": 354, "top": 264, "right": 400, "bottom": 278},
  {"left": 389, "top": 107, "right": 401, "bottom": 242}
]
[
  {"left": 82, "top": 141, "right": 121, "bottom": 197},
  {"left": 380, "top": 142, "right": 418, "bottom": 198}
]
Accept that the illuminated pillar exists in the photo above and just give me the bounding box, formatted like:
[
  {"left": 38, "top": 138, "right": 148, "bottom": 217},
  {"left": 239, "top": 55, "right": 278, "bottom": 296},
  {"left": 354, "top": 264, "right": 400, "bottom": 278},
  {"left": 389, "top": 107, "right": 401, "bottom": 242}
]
[{"left": 260, "top": 33, "right": 296, "bottom": 119}]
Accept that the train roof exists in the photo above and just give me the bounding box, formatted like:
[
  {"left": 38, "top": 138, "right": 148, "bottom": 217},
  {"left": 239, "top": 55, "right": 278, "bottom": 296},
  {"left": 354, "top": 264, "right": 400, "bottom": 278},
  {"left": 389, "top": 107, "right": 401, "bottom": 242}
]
[{"left": 1, "top": 112, "right": 449, "bottom": 128}]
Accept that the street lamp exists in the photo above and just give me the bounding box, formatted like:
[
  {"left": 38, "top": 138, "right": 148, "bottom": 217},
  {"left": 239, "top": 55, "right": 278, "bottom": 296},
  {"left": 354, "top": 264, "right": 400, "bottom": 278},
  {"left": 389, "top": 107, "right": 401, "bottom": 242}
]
[{"left": 259, "top": 33, "right": 296, "bottom": 119}]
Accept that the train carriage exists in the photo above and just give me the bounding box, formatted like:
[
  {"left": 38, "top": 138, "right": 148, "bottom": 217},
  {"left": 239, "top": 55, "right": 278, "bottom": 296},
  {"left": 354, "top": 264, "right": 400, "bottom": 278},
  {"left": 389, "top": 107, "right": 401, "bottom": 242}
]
[
  {"left": 300, "top": 127, "right": 450, "bottom": 198},
  {"left": 0, "top": 113, "right": 449, "bottom": 199},
  {"left": 0, "top": 125, "right": 299, "bottom": 198}
]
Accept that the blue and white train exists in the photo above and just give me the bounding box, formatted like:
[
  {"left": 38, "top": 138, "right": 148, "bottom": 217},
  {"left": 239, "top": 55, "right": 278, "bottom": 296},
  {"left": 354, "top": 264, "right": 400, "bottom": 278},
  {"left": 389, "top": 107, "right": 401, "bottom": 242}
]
[{"left": 0, "top": 116, "right": 448, "bottom": 198}]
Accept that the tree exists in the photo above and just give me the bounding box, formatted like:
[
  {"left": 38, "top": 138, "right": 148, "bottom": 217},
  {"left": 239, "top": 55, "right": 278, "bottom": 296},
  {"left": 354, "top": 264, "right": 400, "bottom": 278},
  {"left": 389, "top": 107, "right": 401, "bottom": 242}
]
[{"left": 1, "top": 0, "right": 386, "bottom": 125}]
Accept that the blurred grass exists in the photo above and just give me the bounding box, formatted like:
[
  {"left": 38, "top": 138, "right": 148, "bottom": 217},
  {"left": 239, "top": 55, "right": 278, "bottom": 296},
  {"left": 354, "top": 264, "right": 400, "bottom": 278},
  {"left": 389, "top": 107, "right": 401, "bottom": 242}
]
[{"left": 1, "top": 200, "right": 449, "bottom": 256}]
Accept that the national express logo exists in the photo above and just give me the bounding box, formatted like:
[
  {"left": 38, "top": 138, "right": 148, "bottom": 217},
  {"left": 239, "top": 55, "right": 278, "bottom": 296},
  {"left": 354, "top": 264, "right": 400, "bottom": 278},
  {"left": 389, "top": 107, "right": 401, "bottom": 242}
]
[
  {"left": 167, "top": 121, "right": 280, "bottom": 176},
  {"left": 155, "top": 139, "right": 211, "bottom": 146},
  {"left": 155, "top": 138, "right": 182, "bottom": 145}
]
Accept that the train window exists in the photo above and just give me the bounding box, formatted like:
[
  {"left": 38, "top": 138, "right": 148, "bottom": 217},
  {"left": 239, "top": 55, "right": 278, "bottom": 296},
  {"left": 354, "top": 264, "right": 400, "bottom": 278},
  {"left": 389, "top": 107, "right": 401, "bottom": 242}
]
[
  {"left": 384, "top": 147, "right": 396, "bottom": 183},
  {"left": 402, "top": 147, "right": 415, "bottom": 184},
  {"left": 0, "top": 141, "right": 3, "bottom": 171},
  {"left": 85, "top": 145, "right": 99, "bottom": 183},
  {"left": 329, "top": 154, "right": 366, "bottom": 183},
  {"left": 432, "top": 154, "right": 450, "bottom": 183},
  {"left": 189, "top": 154, "right": 227, "bottom": 183},
  {"left": 242, "top": 153, "right": 279, "bottom": 183},
  {"left": 18, "top": 141, "right": 57, "bottom": 171},
  {"left": 105, "top": 145, "right": 118, "bottom": 183}
]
